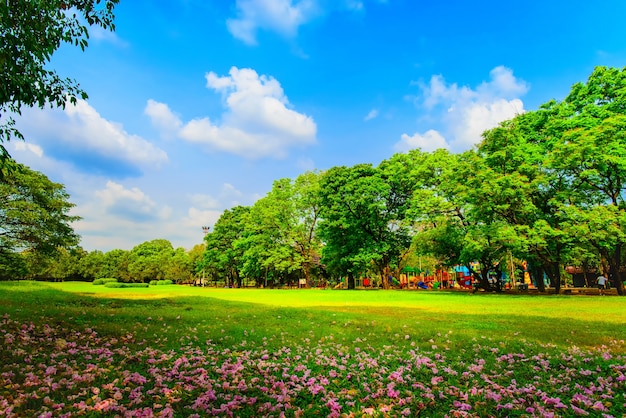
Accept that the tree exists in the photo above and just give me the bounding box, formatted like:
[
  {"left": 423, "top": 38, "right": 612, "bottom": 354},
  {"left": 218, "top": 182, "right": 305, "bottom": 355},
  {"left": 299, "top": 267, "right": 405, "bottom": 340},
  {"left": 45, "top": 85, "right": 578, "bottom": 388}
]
[
  {"left": 318, "top": 164, "right": 413, "bottom": 289},
  {"left": 236, "top": 173, "right": 323, "bottom": 288},
  {"left": 473, "top": 108, "right": 573, "bottom": 293},
  {"left": 203, "top": 206, "right": 250, "bottom": 287},
  {"left": 402, "top": 149, "right": 512, "bottom": 291},
  {"left": 548, "top": 66, "right": 626, "bottom": 295},
  {"left": 165, "top": 247, "right": 193, "bottom": 282},
  {"left": 101, "top": 248, "right": 130, "bottom": 281},
  {"left": 1, "top": 0, "right": 119, "bottom": 165},
  {"left": 127, "top": 239, "right": 174, "bottom": 283},
  {"left": 0, "top": 162, "right": 80, "bottom": 276}
]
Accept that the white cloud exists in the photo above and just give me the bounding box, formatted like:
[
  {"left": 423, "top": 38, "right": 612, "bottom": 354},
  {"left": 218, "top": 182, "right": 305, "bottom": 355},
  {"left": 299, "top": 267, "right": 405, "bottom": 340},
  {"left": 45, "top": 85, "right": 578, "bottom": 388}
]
[
  {"left": 364, "top": 108, "right": 379, "bottom": 121},
  {"left": 227, "top": 0, "right": 319, "bottom": 45},
  {"left": 400, "top": 66, "right": 527, "bottom": 152},
  {"left": 144, "top": 99, "right": 182, "bottom": 136},
  {"left": 18, "top": 99, "right": 168, "bottom": 175},
  {"left": 394, "top": 130, "right": 448, "bottom": 153},
  {"left": 13, "top": 142, "right": 44, "bottom": 158},
  {"left": 180, "top": 207, "right": 223, "bottom": 232},
  {"left": 95, "top": 181, "right": 165, "bottom": 221},
  {"left": 189, "top": 183, "right": 244, "bottom": 210},
  {"left": 226, "top": 0, "right": 388, "bottom": 44},
  {"left": 146, "top": 67, "right": 317, "bottom": 159}
]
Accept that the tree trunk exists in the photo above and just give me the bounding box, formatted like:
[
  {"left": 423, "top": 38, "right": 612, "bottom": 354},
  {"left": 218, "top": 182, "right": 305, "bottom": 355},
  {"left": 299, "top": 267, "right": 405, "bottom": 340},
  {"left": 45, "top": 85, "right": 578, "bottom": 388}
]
[
  {"left": 529, "top": 262, "right": 548, "bottom": 292},
  {"left": 609, "top": 244, "right": 624, "bottom": 296},
  {"left": 347, "top": 272, "right": 355, "bottom": 290},
  {"left": 493, "top": 263, "right": 503, "bottom": 292},
  {"left": 470, "top": 260, "right": 490, "bottom": 292},
  {"left": 544, "top": 262, "right": 561, "bottom": 294},
  {"left": 234, "top": 269, "right": 242, "bottom": 288}
]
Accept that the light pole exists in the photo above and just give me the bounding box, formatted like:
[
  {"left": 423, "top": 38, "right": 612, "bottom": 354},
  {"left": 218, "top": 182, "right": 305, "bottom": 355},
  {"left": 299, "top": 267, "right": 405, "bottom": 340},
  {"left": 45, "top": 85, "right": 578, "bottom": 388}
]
[{"left": 201, "top": 226, "right": 210, "bottom": 286}]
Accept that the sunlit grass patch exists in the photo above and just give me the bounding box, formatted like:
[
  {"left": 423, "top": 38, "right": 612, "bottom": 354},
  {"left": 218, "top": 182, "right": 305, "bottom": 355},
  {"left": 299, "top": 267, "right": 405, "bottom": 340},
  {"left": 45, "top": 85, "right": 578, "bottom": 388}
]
[{"left": 0, "top": 281, "right": 625, "bottom": 417}]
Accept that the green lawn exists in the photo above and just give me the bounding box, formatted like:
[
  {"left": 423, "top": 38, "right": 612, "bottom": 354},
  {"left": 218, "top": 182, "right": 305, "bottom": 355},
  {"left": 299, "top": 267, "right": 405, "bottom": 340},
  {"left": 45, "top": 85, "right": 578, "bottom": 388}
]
[
  {"left": 2, "top": 281, "right": 624, "bottom": 351},
  {"left": 1, "top": 281, "right": 625, "bottom": 417}
]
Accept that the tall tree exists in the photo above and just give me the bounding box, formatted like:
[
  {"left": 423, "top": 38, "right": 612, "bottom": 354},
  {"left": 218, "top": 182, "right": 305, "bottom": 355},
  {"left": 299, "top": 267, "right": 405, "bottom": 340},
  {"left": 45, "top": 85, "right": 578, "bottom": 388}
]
[
  {"left": 318, "top": 164, "right": 413, "bottom": 289},
  {"left": 101, "top": 248, "right": 130, "bottom": 281},
  {"left": 549, "top": 66, "right": 626, "bottom": 295},
  {"left": 203, "top": 206, "right": 250, "bottom": 287},
  {"left": 127, "top": 239, "right": 174, "bottom": 283},
  {"left": 0, "top": 162, "right": 80, "bottom": 276},
  {"left": 0, "top": 0, "right": 119, "bottom": 166}
]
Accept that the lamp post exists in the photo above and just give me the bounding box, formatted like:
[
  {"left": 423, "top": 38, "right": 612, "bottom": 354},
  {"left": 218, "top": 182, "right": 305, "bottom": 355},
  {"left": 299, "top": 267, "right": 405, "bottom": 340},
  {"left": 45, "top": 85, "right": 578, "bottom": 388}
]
[{"left": 200, "top": 226, "right": 210, "bottom": 286}]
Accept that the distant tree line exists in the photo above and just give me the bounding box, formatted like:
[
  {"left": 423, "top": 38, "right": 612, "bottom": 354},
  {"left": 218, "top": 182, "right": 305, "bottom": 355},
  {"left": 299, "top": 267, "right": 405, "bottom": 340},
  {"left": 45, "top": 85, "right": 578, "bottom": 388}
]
[
  {"left": 2, "top": 67, "right": 626, "bottom": 295},
  {"left": 0, "top": 235, "right": 204, "bottom": 283},
  {"left": 200, "top": 66, "right": 626, "bottom": 295}
]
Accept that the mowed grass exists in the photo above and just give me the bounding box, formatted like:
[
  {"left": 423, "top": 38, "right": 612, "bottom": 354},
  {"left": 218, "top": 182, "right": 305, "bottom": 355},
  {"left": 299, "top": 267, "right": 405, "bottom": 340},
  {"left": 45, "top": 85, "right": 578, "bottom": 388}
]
[
  {"left": 1, "top": 281, "right": 624, "bottom": 353},
  {"left": 1, "top": 281, "right": 626, "bottom": 417}
]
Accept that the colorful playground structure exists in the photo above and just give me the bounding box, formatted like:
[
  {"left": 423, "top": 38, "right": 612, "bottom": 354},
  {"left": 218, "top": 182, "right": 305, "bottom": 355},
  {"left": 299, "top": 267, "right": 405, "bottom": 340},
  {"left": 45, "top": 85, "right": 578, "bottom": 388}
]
[{"left": 340, "top": 261, "right": 536, "bottom": 290}]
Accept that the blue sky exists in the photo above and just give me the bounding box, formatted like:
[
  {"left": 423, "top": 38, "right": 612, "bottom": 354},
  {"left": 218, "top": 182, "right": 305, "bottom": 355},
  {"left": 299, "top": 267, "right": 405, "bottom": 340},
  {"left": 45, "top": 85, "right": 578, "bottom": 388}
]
[{"left": 10, "top": 0, "right": 626, "bottom": 251}]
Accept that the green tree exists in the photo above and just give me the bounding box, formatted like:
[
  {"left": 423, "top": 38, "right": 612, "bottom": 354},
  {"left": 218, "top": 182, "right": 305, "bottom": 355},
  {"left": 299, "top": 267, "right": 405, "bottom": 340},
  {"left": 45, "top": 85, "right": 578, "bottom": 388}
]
[
  {"left": 318, "top": 163, "right": 413, "bottom": 289},
  {"left": 1, "top": 0, "right": 119, "bottom": 165},
  {"left": 548, "top": 66, "right": 626, "bottom": 295},
  {"left": 101, "top": 248, "right": 130, "bottom": 281},
  {"left": 165, "top": 247, "right": 193, "bottom": 282},
  {"left": 203, "top": 206, "right": 250, "bottom": 287},
  {"left": 473, "top": 108, "right": 572, "bottom": 293},
  {"left": 0, "top": 162, "right": 80, "bottom": 277},
  {"left": 402, "top": 150, "right": 512, "bottom": 291},
  {"left": 127, "top": 239, "right": 174, "bottom": 283},
  {"left": 237, "top": 172, "right": 323, "bottom": 288}
]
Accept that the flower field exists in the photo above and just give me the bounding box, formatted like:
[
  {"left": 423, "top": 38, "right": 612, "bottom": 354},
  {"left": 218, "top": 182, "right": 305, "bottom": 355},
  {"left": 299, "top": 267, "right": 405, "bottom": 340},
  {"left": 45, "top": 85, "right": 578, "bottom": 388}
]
[{"left": 1, "top": 282, "right": 625, "bottom": 417}]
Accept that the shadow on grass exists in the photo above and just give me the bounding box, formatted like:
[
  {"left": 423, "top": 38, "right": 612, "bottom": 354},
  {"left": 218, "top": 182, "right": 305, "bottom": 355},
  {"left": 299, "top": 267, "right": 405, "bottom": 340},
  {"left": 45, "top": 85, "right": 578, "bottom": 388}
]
[{"left": 1, "top": 281, "right": 624, "bottom": 354}]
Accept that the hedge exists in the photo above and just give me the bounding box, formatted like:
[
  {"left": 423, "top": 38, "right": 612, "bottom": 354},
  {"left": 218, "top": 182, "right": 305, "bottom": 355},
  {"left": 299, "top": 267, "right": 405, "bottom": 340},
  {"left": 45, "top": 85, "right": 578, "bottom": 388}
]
[
  {"left": 103, "top": 282, "right": 149, "bottom": 288},
  {"left": 93, "top": 278, "right": 118, "bottom": 285},
  {"left": 149, "top": 280, "right": 174, "bottom": 286}
]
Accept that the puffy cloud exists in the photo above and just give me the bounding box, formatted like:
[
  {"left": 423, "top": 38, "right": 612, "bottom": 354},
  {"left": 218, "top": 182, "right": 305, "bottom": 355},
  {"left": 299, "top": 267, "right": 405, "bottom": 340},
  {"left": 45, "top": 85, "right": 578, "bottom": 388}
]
[
  {"left": 18, "top": 99, "right": 168, "bottom": 177},
  {"left": 398, "top": 66, "right": 527, "bottom": 152},
  {"left": 227, "top": 0, "right": 319, "bottom": 45},
  {"left": 13, "top": 142, "right": 44, "bottom": 158},
  {"left": 144, "top": 99, "right": 182, "bottom": 135},
  {"left": 394, "top": 130, "right": 448, "bottom": 153},
  {"left": 146, "top": 67, "right": 317, "bottom": 159},
  {"left": 94, "top": 181, "right": 166, "bottom": 222}
]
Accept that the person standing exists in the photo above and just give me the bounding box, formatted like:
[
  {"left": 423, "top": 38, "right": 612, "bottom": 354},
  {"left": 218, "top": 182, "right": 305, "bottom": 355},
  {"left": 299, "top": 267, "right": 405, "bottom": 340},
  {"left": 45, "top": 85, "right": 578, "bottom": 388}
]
[{"left": 597, "top": 274, "right": 608, "bottom": 296}]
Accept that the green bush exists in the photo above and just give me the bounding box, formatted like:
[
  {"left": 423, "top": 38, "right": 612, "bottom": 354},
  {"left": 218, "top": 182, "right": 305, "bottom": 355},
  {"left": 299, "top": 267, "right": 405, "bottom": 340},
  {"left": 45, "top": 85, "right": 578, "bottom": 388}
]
[
  {"left": 156, "top": 280, "right": 173, "bottom": 285},
  {"left": 103, "top": 282, "right": 149, "bottom": 288},
  {"left": 149, "top": 280, "right": 158, "bottom": 286},
  {"left": 93, "top": 278, "right": 118, "bottom": 285}
]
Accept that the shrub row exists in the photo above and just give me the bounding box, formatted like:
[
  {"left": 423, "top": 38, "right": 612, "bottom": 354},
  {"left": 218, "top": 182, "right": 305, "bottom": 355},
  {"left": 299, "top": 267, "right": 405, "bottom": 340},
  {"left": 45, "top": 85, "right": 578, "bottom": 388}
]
[
  {"left": 93, "top": 278, "right": 118, "bottom": 285},
  {"left": 149, "top": 280, "right": 174, "bottom": 286},
  {"left": 103, "top": 282, "right": 149, "bottom": 288}
]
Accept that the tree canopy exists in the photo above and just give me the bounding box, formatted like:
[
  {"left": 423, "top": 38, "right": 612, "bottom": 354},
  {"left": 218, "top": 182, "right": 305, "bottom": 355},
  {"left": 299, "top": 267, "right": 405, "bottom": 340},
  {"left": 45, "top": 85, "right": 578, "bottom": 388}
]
[
  {"left": 2, "top": 62, "right": 625, "bottom": 296},
  {"left": 0, "top": 0, "right": 119, "bottom": 165},
  {"left": 0, "top": 162, "right": 79, "bottom": 254}
]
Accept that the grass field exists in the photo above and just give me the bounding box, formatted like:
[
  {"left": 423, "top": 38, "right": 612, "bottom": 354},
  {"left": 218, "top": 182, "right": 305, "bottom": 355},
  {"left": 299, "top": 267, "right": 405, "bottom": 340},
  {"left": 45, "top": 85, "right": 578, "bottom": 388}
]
[{"left": 1, "top": 281, "right": 625, "bottom": 417}]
